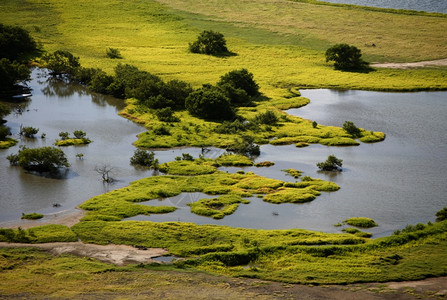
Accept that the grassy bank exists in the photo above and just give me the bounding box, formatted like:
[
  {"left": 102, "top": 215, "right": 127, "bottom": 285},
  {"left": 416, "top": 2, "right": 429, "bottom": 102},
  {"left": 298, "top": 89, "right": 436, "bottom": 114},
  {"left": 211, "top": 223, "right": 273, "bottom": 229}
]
[{"left": 0, "top": 0, "right": 446, "bottom": 93}]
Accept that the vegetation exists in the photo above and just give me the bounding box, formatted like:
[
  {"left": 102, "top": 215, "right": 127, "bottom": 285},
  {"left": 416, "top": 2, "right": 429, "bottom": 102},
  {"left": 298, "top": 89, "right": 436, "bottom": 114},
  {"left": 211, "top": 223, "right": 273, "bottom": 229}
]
[
  {"left": 436, "top": 207, "right": 447, "bottom": 222},
  {"left": 316, "top": 155, "right": 343, "bottom": 171},
  {"left": 185, "top": 85, "right": 234, "bottom": 120},
  {"left": 106, "top": 47, "right": 122, "bottom": 59},
  {"left": 55, "top": 130, "right": 91, "bottom": 146},
  {"left": 7, "top": 146, "right": 70, "bottom": 172},
  {"left": 0, "top": 225, "right": 77, "bottom": 243},
  {"left": 40, "top": 50, "right": 81, "bottom": 76},
  {"left": 20, "top": 126, "right": 39, "bottom": 138},
  {"left": 21, "top": 213, "right": 43, "bottom": 220},
  {"left": 325, "top": 44, "right": 370, "bottom": 71},
  {"left": 189, "top": 30, "right": 229, "bottom": 55},
  {"left": 344, "top": 217, "right": 378, "bottom": 228},
  {"left": 343, "top": 121, "right": 361, "bottom": 137},
  {"left": 130, "top": 149, "right": 157, "bottom": 168}
]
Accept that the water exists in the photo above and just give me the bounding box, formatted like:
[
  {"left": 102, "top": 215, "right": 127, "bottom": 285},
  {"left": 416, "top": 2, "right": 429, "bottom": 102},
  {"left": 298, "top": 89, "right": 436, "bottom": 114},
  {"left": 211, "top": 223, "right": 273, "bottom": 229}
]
[
  {"left": 1, "top": 71, "right": 446, "bottom": 236},
  {"left": 319, "top": 0, "right": 447, "bottom": 14}
]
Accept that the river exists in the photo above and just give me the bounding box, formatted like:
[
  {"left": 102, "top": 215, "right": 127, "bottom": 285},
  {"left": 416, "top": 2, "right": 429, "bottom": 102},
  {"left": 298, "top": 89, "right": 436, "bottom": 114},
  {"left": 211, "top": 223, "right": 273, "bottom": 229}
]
[{"left": 1, "top": 70, "right": 446, "bottom": 236}]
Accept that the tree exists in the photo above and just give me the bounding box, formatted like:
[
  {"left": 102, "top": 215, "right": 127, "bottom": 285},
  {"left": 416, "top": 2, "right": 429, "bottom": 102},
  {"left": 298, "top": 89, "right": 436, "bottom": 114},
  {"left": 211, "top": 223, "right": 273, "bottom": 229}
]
[
  {"left": 185, "top": 85, "right": 234, "bottom": 120},
  {"left": 189, "top": 30, "right": 229, "bottom": 55},
  {"left": 218, "top": 69, "right": 260, "bottom": 98},
  {"left": 436, "top": 207, "right": 447, "bottom": 222},
  {"left": 342, "top": 121, "right": 361, "bottom": 137},
  {"left": 228, "top": 135, "right": 260, "bottom": 157},
  {"left": 161, "top": 79, "right": 193, "bottom": 110},
  {"left": 0, "top": 125, "right": 11, "bottom": 140},
  {"left": 0, "top": 23, "right": 37, "bottom": 61},
  {"left": 317, "top": 155, "right": 343, "bottom": 171},
  {"left": 106, "top": 48, "right": 122, "bottom": 59},
  {"left": 40, "top": 50, "right": 80, "bottom": 76},
  {"left": 7, "top": 146, "right": 70, "bottom": 172},
  {"left": 0, "top": 58, "right": 31, "bottom": 92},
  {"left": 0, "top": 102, "right": 10, "bottom": 121},
  {"left": 20, "top": 126, "right": 39, "bottom": 138},
  {"left": 73, "top": 130, "right": 86, "bottom": 139},
  {"left": 94, "top": 164, "right": 115, "bottom": 183},
  {"left": 325, "top": 44, "right": 370, "bottom": 71}
]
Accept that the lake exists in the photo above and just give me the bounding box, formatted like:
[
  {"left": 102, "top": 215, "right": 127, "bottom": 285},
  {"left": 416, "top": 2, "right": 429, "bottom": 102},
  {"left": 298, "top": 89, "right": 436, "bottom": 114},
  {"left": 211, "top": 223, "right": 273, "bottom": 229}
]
[
  {"left": 319, "top": 0, "right": 447, "bottom": 14},
  {"left": 1, "top": 70, "right": 446, "bottom": 236}
]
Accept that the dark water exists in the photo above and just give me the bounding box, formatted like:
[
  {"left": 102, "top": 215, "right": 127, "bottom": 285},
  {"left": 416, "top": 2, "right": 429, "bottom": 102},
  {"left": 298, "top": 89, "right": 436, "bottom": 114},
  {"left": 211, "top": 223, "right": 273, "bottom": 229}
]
[
  {"left": 1, "top": 71, "right": 446, "bottom": 237},
  {"left": 320, "top": 0, "right": 447, "bottom": 13}
]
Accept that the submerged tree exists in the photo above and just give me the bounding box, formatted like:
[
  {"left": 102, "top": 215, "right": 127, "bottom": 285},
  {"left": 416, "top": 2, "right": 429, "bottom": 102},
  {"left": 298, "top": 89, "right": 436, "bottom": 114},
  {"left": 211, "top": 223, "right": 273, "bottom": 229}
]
[
  {"left": 317, "top": 155, "right": 343, "bottom": 171},
  {"left": 7, "top": 146, "right": 69, "bottom": 172}
]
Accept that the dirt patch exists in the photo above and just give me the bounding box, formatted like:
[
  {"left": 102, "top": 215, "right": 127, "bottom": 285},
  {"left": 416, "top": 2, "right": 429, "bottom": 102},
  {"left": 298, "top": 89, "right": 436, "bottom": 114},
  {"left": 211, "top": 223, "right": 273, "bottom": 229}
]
[
  {"left": 0, "top": 242, "right": 168, "bottom": 266},
  {"left": 372, "top": 58, "right": 447, "bottom": 69}
]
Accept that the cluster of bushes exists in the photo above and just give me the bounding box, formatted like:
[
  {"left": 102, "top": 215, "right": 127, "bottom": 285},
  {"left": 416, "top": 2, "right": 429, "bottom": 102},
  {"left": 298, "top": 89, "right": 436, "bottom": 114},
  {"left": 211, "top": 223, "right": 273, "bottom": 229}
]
[{"left": 7, "top": 146, "right": 70, "bottom": 172}]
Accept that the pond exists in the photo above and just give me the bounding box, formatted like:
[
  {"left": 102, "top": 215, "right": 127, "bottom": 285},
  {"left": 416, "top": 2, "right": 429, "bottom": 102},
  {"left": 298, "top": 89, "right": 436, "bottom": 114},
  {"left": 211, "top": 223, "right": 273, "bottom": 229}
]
[{"left": 1, "top": 70, "right": 446, "bottom": 237}]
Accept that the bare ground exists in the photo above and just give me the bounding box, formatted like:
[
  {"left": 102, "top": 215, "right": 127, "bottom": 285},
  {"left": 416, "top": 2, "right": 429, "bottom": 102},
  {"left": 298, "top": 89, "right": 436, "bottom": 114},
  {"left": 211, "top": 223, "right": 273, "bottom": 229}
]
[
  {"left": 372, "top": 58, "right": 447, "bottom": 69},
  {"left": 0, "top": 241, "right": 446, "bottom": 299}
]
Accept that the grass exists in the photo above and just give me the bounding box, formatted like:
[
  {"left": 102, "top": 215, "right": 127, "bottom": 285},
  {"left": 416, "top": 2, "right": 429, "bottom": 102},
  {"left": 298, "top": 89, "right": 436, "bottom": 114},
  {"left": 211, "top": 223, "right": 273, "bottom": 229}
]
[
  {"left": 344, "top": 217, "right": 378, "bottom": 228},
  {"left": 54, "top": 138, "right": 92, "bottom": 146},
  {"left": 0, "top": 138, "right": 18, "bottom": 149},
  {"left": 21, "top": 213, "right": 43, "bottom": 220}
]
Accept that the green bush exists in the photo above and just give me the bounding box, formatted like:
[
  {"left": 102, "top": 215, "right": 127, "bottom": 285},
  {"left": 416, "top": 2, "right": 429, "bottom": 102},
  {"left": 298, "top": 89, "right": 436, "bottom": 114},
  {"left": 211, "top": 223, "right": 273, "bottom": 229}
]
[
  {"left": 154, "top": 107, "right": 179, "bottom": 122},
  {"left": 342, "top": 121, "right": 361, "bottom": 137},
  {"left": 0, "top": 125, "right": 11, "bottom": 140},
  {"left": 325, "top": 43, "right": 370, "bottom": 71},
  {"left": 130, "top": 149, "right": 156, "bottom": 167},
  {"left": 189, "top": 30, "right": 229, "bottom": 55},
  {"left": 7, "top": 146, "right": 70, "bottom": 172},
  {"left": 253, "top": 111, "right": 278, "bottom": 125},
  {"left": 185, "top": 85, "right": 234, "bottom": 120},
  {"left": 161, "top": 79, "right": 193, "bottom": 110},
  {"left": 106, "top": 47, "right": 122, "bottom": 59},
  {"left": 0, "top": 58, "right": 31, "bottom": 92},
  {"left": 0, "top": 23, "right": 37, "bottom": 60},
  {"left": 436, "top": 207, "right": 447, "bottom": 222},
  {"left": 20, "top": 126, "right": 39, "bottom": 138},
  {"left": 218, "top": 68, "right": 260, "bottom": 98},
  {"left": 40, "top": 50, "right": 80, "bottom": 76},
  {"left": 316, "top": 155, "right": 343, "bottom": 171},
  {"left": 153, "top": 125, "right": 171, "bottom": 136}
]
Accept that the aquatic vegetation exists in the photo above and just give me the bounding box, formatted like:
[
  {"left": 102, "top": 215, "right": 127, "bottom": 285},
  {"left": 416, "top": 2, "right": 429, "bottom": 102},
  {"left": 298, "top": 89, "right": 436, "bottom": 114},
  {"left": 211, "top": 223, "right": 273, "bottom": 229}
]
[
  {"left": 188, "top": 195, "right": 250, "bottom": 219},
  {"left": 0, "top": 225, "right": 77, "bottom": 243},
  {"left": 55, "top": 138, "right": 92, "bottom": 146},
  {"left": 21, "top": 213, "right": 43, "bottom": 220},
  {"left": 344, "top": 217, "right": 378, "bottom": 228},
  {"left": 0, "top": 138, "right": 17, "bottom": 149},
  {"left": 282, "top": 169, "right": 302, "bottom": 178}
]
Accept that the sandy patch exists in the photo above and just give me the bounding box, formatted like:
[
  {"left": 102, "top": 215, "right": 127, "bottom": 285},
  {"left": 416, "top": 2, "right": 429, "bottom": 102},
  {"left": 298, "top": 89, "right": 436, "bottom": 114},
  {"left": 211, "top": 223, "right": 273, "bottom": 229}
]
[{"left": 0, "top": 241, "right": 169, "bottom": 266}]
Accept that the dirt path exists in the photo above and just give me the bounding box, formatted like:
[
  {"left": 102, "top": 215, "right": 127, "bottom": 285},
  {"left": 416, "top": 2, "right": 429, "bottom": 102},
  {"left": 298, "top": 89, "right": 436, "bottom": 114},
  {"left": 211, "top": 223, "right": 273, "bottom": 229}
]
[
  {"left": 372, "top": 58, "right": 447, "bottom": 69},
  {"left": 0, "top": 241, "right": 168, "bottom": 266}
]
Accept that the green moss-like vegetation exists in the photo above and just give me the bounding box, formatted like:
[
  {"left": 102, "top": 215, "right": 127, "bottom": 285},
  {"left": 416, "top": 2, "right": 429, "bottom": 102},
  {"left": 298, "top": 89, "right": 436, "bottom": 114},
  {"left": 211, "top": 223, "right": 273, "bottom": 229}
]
[
  {"left": 188, "top": 195, "right": 250, "bottom": 219},
  {"left": 55, "top": 138, "right": 92, "bottom": 146},
  {"left": 342, "top": 227, "right": 372, "bottom": 238},
  {"left": 283, "top": 169, "right": 302, "bottom": 178},
  {"left": 215, "top": 154, "right": 253, "bottom": 167},
  {"left": 21, "top": 213, "right": 43, "bottom": 220},
  {"left": 158, "top": 159, "right": 217, "bottom": 175},
  {"left": 0, "top": 138, "right": 18, "bottom": 149},
  {"left": 0, "top": 225, "right": 77, "bottom": 243},
  {"left": 254, "top": 161, "right": 274, "bottom": 167},
  {"left": 344, "top": 217, "right": 378, "bottom": 228}
]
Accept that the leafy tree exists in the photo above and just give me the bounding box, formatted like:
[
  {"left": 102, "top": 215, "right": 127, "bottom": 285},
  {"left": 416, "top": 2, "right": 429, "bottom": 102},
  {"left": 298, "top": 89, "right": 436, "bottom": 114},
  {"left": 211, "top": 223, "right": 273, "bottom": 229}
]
[
  {"left": 436, "top": 207, "right": 447, "bottom": 222},
  {"left": 185, "top": 85, "right": 234, "bottom": 120},
  {"left": 145, "top": 95, "right": 175, "bottom": 110},
  {"left": 228, "top": 135, "right": 260, "bottom": 157},
  {"left": 317, "top": 155, "right": 343, "bottom": 171},
  {"left": 7, "top": 146, "right": 70, "bottom": 172},
  {"left": 40, "top": 50, "right": 80, "bottom": 76},
  {"left": 0, "top": 58, "right": 31, "bottom": 92},
  {"left": 130, "top": 149, "right": 156, "bottom": 167},
  {"left": 0, "top": 125, "right": 11, "bottom": 140},
  {"left": 218, "top": 69, "right": 260, "bottom": 98},
  {"left": 88, "top": 70, "right": 114, "bottom": 94},
  {"left": 189, "top": 30, "right": 229, "bottom": 55},
  {"left": 0, "top": 102, "right": 10, "bottom": 121},
  {"left": 20, "top": 126, "right": 39, "bottom": 138},
  {"left": 0, "top": 23, "right": 37, "bottom": 61},
  {"left": 343, "top": 121, "right": 361, "bottom": 137},
  {"left": 325, "top": 44, "right": 370, "bottom": 71},
  {"left": 106, "top": 48, "right": 122, "bottom": 59},
  {"left": 73, "top": 130, "right": 86, "bottom": 139}
]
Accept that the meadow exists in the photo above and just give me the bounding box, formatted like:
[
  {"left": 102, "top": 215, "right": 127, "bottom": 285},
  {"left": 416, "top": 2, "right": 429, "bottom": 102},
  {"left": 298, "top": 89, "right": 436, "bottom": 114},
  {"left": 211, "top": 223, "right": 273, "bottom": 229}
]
[{"left": 0, "top": 0, "right": 446, "bottom": 293}]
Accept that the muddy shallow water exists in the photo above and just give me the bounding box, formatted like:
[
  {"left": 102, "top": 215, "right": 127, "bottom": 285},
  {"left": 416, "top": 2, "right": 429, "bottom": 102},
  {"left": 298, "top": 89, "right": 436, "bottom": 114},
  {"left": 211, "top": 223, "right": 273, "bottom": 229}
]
[{"left": 1, "top": 70, "right": 446, "bottom": 236}]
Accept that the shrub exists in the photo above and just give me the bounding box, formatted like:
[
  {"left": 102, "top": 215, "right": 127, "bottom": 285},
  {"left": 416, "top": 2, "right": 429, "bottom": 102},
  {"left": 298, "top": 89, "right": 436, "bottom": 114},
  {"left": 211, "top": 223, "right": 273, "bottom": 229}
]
[
  {"left": 73, "top": 130, "right": 86, "bottom": 139},
  {"left": 145, "top": 95, "right": 175, "bottom": 110},
  {"left": 227, "top": 135, "right": 260, "bottom": 157},
  {"left": 343, "top": 121, "right": 361, "bottom": 137},
  {"left": 161, "top": 79, "right": 193, "bottom": 110},
  {"left": 218, "top": 69, "right": 260, "bottom": 98},
  {"left": 325, "top": 43, "right": 370, "bottom": 71},
  {"left": 7, "top": 146, "right": 70, "bottom": 172},
  {"left": 58, "top": 131, "right": 69, "bottom": 140},
  {"left": 214, "top": 120, "right": 247, "bottom": 134},
  {"left": 185, "top": 85, "right": 234, "bottom": 120},
  {"left": 106, "top": 47, "right": 122, "bottom": 59},
  {"left": 20, "top": 126, "right": 39, "bottom": 138},
  {"left": 189, "top": 30, "right": 229, "bottom": 55},
  {"left": 88, "top": 70, "right": 114, "bottom": 94},
  {"left": 0, "top": 125, "right": 11, "bottom": 140},
  {"left": 154, "top": 107, "right": 179, "bottom": 122},
  {"left": 153, "top": 125, "right": 171, "bottom": 136},
  {"left": 0, "top": 58, "right": 31, "bottom": 92},
  {"left": 317, "top": 155, "right": 343, "bottom": 171},
  {"left": 130, "top": 149, "right": 156, "bottom": 167},
  {"left": 253, "top": 111, "right": 278, "bottom": 125}
]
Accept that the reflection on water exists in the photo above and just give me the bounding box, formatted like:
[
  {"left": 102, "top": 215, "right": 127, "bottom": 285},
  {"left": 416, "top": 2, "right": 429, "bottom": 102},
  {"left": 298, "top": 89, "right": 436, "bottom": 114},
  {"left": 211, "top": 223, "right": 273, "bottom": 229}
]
[
  {"left": 1, "top": 70, "right": 446, "bottom": 236},
  {"left": 320, "top": 0, "right": 447, "bottom": 13}
]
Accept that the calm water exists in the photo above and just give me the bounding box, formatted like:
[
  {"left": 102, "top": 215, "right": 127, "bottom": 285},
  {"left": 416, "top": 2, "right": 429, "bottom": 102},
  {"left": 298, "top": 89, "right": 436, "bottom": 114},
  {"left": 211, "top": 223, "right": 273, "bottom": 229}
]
[
  {"left": 1, "top": 71, "right": 446, "bottom": 236},
  {"left": 320, "top": 0, "right": 447, "bottom": 13}
]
